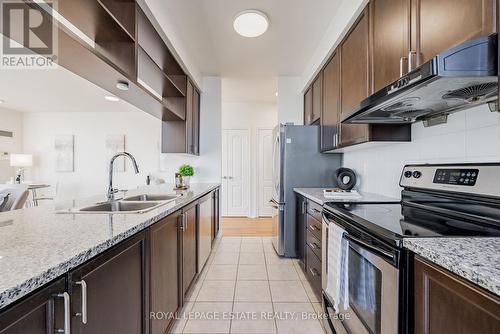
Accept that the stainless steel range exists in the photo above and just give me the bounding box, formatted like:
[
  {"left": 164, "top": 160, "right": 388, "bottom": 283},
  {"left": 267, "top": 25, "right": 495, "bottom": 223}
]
[{"left": 321, "top": 163, "right": 500, "bottom": 334}]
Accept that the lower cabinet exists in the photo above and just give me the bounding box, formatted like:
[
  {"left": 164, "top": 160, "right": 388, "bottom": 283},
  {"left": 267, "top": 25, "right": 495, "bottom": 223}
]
[
  {"left": 212, "top": 188, "right": 220, "bottom": 243},
  {"left": 295, "top": 194, "right": 307, "bottom": 270},
  {"left": 414, "top": 256, "right": 500, "bottom": 334},
  {"left": 0, "top": 278, "right": 67, "bottom": 334},
  {"left": 182, "top": 202, "right": 198, "bottom": 297},
  {"left": 69, "top": 231, "right": 148, "bottom": 334},
  {"left": 198, "top": 194, "right": 214, "bottom": 271},
  {"left": 150, "top": 211, "right": 182, "bottom": 334}
]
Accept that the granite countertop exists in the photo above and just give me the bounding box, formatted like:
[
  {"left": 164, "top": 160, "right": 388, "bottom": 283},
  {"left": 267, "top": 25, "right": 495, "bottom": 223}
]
[
  {"left": 0, "top": 183, "right": 220, "bottom": 310},
  {"left": 404, "top": 238, "right": 500, "bottom": 296},
  {"left": 293, "top": 187, "right": 399, "bottom": 205}
]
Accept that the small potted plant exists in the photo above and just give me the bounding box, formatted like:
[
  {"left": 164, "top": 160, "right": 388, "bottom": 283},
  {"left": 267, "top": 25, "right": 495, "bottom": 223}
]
[{"left": 178, "top": 164, "right": 194, "bottom": 188}]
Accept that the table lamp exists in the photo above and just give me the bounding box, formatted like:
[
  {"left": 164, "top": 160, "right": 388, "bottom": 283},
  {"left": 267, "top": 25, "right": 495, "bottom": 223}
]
[{"left": 10, "top": 154, "right": 33, "bottom": 184}]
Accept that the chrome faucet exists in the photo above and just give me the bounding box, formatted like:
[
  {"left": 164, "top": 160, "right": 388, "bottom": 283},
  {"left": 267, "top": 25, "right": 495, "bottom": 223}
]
[{"left": 107, "top": 152, "right": 140, "bottom": 201}]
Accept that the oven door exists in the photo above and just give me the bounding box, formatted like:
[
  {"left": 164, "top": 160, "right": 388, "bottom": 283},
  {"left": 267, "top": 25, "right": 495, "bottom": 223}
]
[{"left": 323, "top": 214, "right": 399, "bottom": 334}]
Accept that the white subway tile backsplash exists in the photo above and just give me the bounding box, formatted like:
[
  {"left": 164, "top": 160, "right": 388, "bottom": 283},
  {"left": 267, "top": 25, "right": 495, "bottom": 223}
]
[{"left": 343, "top": 106, "right": 500, "bottom": 198}]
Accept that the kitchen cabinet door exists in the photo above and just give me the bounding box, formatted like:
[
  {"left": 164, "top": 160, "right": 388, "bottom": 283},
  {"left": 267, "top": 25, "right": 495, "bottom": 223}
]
[
  {"left": 414, "top": 0, "right": 495, "bottom": 66},
  {"left": 340, "top": 7, "right": 370, "bottom": 147},
  {"left": 198, "top": 194, "right": 214, "bottom": 271},
  {"left": 312, "top": 74, "right": 323, "bottom": 124},
  {"left": 182, "top": 204, "right": 197, "bottom": 297},
  {"left": 186, "top": 80, "right": 194, "bottom": 154},
  {"left": 212, "top": 189, "right": 220, "bottom": 242},
  {"left": 150, "top": 212, "right": 181, "bottom": 334},
  {"left": 295, "top": 195, "right": 307, "bottom": 270},
  {"left": 371, "top": 0, "right": 410, "bottom": 92},
  {"left": 69, "top": 232, "right": 147, "bottom": 334},
  {"left": 414, "top": 257, "right": 500, "bottom": 334},
  {"left": 0, "top": 278, "right": 67, "bottom": 334},
  {"left": 192, "top": 88, "right": 201, "bottom": 156},
  {"left": 321, "top": 51, "right": 341, "bottom": 151},
  {"left": 304, "top": 87, "right": 313, "bottom": 125}
]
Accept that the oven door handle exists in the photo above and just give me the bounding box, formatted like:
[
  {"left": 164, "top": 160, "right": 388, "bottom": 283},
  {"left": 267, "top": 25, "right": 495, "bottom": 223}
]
[{"left": 344, "top": 233, "right": 397, "bottom": 264}]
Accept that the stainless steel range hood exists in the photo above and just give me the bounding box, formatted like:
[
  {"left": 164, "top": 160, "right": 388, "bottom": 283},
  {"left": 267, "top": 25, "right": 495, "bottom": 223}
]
[{"left": 342, "top": 35, "right": 498, "bottom": 125}]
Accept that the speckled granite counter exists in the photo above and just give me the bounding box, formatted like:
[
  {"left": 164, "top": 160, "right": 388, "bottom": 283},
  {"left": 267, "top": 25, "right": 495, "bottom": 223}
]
[
  {"left": 294, "top": 188, "right": 399, "bottom": 205},
  {"left": 0, "top": 183, "right": 219, "bottom": 310},
  {"left": 404, "top": 238, "right": 500, "bottom": 296}
]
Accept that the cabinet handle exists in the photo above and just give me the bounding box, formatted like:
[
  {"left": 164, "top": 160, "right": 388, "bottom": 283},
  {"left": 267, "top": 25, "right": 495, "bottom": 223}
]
[
  {"left": 309, "top": 267, "right": 320, "bottom": 277},
  {"left": 312, "top": 208, "right": 321, "bottom": 213},
  {"left": 309, "top": 224, "right": 319, "bottom": 231},
  {"left": 308, "top": 242, "right": 320, "bottom": 250},
  {"left": 301, "top": 201, "right": 306, "bottom": 214},
  {"left": 54, "top": 292, "right": 71, "bottom": 334},
  {"left": 408, "top": 51, "right": 417, "bottom": 72},
  {"left": 178, "top": 214, "right": 185, "bottom": 231},
  {"left": 399, "top": 56, "right": 408, "bottom": 77},
  {"left": 75, "top": 280, "right": 88, "bottom": 324}
]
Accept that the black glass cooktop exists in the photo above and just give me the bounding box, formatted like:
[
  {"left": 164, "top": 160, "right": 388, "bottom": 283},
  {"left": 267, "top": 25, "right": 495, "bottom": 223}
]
[{"left": 325, "top": 200, "right": 500, "bottom": 243}]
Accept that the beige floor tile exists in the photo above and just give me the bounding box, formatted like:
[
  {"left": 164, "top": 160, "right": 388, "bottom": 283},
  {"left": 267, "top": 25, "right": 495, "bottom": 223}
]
[
  {"left": 206, "top": 265, "right": 238, "bottom": 280},
  {"left": 237, "top": 264, "right": 268, "bottom": 280},
  {"left": 263, "top": 243, "right": 276, "bottom": 253},
  {"left": 269, "top": 281, "right": 309, "bottom": 302},
  {"left": 183, "top": 302, "right": 233, "bottom": 333},
  {"left": 301, "top": 280, "right": 320, "bottom": 303},
  {"left": 264, "top": 251, "right": 293, "bottom": 265},
  {"left": 197, "top": 280, "right": 236, "bottom": 302},
  {"left": 294, "top": 264, "right": 308, "bottom": 281},
  {"left": 273, "top": 303, "right": 325, "bottom": 334},
  {"left": 241, "top": 237, "right": 263, "bottom": 244},
  {"left": 262, "top": 237, "right": 273, "bottom": 244},
  {"left": 231, "top": 302, "right": 276, "bottom": 333},
  {"left": 234, "top": 280, "right": 272, "bottom": 302},
  {"left": 240, "top": 243, "right": 264, "bottom": 253},
  {"left": 239, "top": 252, "right": 265, "bottom": 265},
  {"left": 221, "top": 236, "right": 242, "bottom": 243},
  {"left": 267, "top": 264, "right": 299, "bottom": 280},
  {"left": 170, "top": 302, "right": 195, "bottom": 333},
  {"left": 217, "top": 243, "right": 241, "bottom": 253},
  {"left": 213, "top": 251, "right": 240, "bottom": 265}
]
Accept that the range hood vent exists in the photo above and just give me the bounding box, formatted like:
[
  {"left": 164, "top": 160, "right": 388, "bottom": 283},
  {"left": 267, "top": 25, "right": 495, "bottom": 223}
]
[{"left": 343, "top": 35, "right": 498, "bottom": 125}]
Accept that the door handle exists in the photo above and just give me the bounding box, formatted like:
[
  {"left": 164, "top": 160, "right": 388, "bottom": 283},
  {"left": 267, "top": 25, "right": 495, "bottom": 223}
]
[
  {"left": 54, "top": 292, "right": 71, "bottom": 334},
  {"left": 408, "top": 51, "right": 417, "bottom": 72},
  {"left": 309, "top": 267, "right": 320, "bottom": 277},
  {"left": 75, "top": 280, "right": 88, "bottom": 324},
  {"left": 399, "top": 56, "right": 408, "bottom": 77},
  {"left": 308, "top": 242, "right": 320, "bottom": 250}
]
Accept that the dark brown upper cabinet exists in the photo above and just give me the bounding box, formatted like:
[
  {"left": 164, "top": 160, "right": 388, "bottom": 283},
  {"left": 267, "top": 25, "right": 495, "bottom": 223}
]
[
  {"left": 320, "top": 51, "right": 341, "bottom": 151},
  {"left": 311, "top": 74, "right": 323, "bottom": 124},
  {"left": 304, "top": 87, "right": 313, "bottom": 125},
  {"left": 370, "top": 0, "right": 410, "bottom": 92},
  {"left": 414, "top": 256, "right": 500, "bottom": 334},
  {"left": 340, "top": 7, "right": 371, "bottom": 147},
  {"left": 162, "top": 80, "right": 201, "bottom": 155},
  {"left": 413, "top": 0, "right": 496, "bottom": 67},
  {"left": 150, "top": 212, "right": 181, "bottom": 334}
]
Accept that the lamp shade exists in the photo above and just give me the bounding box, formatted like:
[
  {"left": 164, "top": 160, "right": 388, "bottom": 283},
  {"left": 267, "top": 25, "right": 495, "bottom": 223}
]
[{"left": 10, "top": 154, "right": 33, "bottom": 167}]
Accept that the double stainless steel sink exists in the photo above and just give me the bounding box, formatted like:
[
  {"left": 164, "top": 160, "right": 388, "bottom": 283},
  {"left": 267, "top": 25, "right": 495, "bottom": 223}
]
[{"left": 59, "top": 193, "right": 181, "bottom": 214}]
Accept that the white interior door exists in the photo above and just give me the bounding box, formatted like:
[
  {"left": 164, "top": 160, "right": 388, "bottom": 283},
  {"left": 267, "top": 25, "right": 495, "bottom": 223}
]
[
  {"left": 258, "top": 128, "right": 273, "bottom": 217},
  {"left": 221, "top": 129, "right": 250, "bottom": 216}
]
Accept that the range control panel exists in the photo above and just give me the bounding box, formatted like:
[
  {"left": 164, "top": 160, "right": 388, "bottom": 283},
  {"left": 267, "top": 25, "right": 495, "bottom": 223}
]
[
  {"left": 399, "top": 164, "right": 500, "bottom": 198},
  {"left": 433, "top": 169, "right": 479, "bottom": 186}
]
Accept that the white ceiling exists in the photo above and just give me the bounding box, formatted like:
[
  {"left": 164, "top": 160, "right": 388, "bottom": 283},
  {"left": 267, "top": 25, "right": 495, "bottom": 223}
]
[
  {"left": 0, "top": 66, "right": 142, "bottom": 114},
  {"left": 145, "top": 0, "right": 341, "bottom": 101}
]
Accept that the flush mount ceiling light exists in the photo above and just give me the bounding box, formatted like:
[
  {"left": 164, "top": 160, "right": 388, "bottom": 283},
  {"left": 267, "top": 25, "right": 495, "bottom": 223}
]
[
  {"left": 104, "top": 95, "right": 120, "bottom": 102},
  {"left": 0, "top": 99, "right": 4, "bottom": 104},
  {"left": 233, "top": 10, "right": 269, "bottom": 37}
]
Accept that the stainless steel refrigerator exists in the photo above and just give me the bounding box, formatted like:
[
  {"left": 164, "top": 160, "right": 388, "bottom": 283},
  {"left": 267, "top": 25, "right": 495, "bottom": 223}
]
[{"left": 270, "top": 124, "right": 341, "bottom": 257}]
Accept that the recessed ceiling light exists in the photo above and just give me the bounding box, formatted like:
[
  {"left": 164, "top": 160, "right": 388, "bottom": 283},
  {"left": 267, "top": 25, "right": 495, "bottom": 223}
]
[
  {"left": 0, "top": 99, "right": 4, "bottom": 104},
  {"left": 275, "top": 92, "right": 278, "bottom": 97},
  {"left": 104, "top": 95, "right": 120, "bottom": 102},
  {"left": 116, "top": 81, "right": 129, "bottom": 91},
  {"left": 233, "top": 10, "right": 269, "bottom": 38}
]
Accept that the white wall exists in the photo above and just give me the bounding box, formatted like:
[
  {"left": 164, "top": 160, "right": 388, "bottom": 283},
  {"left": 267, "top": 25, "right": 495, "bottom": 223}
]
[
  {"left": 342, "top": 105, "right": 500, "bottom": 198},
  {"left": 277, "top": 76, "right": 303, "bottom": 125},
  {"left": 19, "top": 76, "right": 222, "bottom": 200},
  {"left": 0, "top": 108, "right": 24, "bottom": 182},
  {"left": 301, "top": 0, "right": 367, "bottom": 90},
  {"left": 222, "top": 102, "right": 278, "bottom": 217}
]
